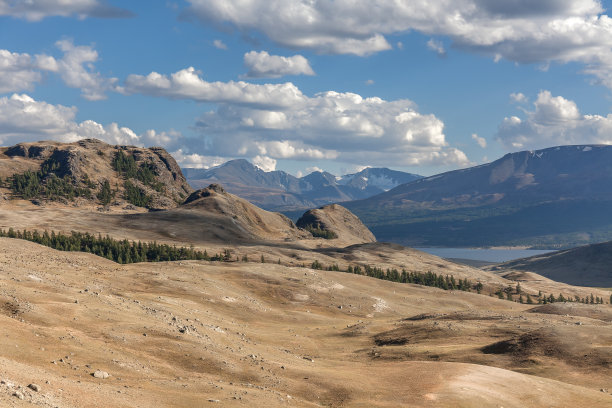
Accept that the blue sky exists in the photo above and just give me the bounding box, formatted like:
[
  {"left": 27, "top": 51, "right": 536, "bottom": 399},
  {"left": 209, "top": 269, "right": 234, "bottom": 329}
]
[{"left": 2, "top": 1, "right": 612, "bottom": 177}]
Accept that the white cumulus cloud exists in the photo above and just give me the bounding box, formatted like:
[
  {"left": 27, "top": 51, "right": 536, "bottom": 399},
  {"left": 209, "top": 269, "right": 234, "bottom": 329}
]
[
  {"left": 472, "top": 133, "right": 487, "bottom": 148},
  {"left": 0, "top": 93, "right": 175, "bottom": 148},
  {"left": 252, "top": 155, "right": 277, "bottom": 171},
  {"left": 194, "top": 90, "right": 468, "bottom": 167},
  {"left": 54, "top": 39, "right": 118, "bottom": 101},
  {"left": 427, "top": 39, "right": 446, "bottom": 56},
  {"left": 496, "top": 90, "right": 612, "bottom": 150},
  {"left": 0, "top": 40, "right": 117, "bottom": 100},
  {"left": 184, "top": 0, "right": 612, "bottom": 88},
  {"left": 0, "top": 0, "right": 133, "bottom": 21},
  {"left": 170, "top": 149, "right": 227, "bottom": 169},
  {"left": 124, "top": 67, "right": 305, "bottom": 108},
  {"left": 213, "top": 39, "right": 227, "bottom": 50},
  {"left": 510, "top": 92, "right": 528, "bottom": 104},
  {"left": 0, "top": 50, "right": 48, "bottom": 93},
  {"left": 243, "top": 50, "right": 315, "bottom": 78},
  {"left": 123, "top": 66, "right": 469, "bottom": 167}
]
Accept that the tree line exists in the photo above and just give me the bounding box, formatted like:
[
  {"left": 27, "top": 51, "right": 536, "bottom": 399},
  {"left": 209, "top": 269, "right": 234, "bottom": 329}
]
[
  {"left": 0, "top": 227, "right": 609, "bottom": 304},
  {"left": 0, "top": 228, "right": 222, "bottom": 264},
  {"left": 493, "top": 283, "right": 609, "bottom": 304}
]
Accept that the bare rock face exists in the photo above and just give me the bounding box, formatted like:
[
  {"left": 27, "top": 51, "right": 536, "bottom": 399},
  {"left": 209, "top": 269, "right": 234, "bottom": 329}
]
[
  {"left": 0, "top": 139, "right": 193, "bottom": 209},
  {"left": 297, "top": 204, "right": 376, "bottom": 245}
]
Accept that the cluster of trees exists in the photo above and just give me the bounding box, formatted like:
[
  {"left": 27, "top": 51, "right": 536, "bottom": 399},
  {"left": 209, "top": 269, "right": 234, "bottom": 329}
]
[
  {"left": 310, "top": 259, "right": 474, "bottom": 292},
  {"left": 493, "top": 284, "right": 610, "bottom": 304},
  {"left": 123, "top": 181, "right": 152, "bottom": 208},
  {"left": 97, "top": 180, "right": 114, "bottom": 206},
  {"left": 303, "top": 224, "right": 338, "bottom": 239},
  {"left": 0, "top": 228, "right": 226, "bottom": 264},
  {"left": 348, "top": 265, "right": 473, "bottom": 291},
  {"left": 5, "top": 158, "right": 93, "bottom": 201},
  {"left": 112, "top": 150, "right": 164, "bottom": 207}
]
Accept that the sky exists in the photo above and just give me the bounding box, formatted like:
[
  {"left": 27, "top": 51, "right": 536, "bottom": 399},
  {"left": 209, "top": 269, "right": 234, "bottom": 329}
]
[{"left": 2, "top": 1, "right": 612, "bottom": 177}]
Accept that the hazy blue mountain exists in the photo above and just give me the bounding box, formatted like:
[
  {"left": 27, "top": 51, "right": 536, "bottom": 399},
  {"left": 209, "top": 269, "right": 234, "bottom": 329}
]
[
  {"left": 183, "top": 160, "right": 422, "bottom": 213},
  {"left": 339, "top": 167, "right": 422, "bottom": 192},
  {"left": 344, "top": 145, "right": 612, "bottom": 248}
]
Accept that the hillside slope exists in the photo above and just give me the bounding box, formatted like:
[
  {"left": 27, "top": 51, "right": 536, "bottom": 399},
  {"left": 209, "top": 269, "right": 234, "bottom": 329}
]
[
  {"left": 345, "top": 144, "right": 612, "bottom": 247},
  {"left": 490, "top": 240, "right": 612, "bottom": 287}
]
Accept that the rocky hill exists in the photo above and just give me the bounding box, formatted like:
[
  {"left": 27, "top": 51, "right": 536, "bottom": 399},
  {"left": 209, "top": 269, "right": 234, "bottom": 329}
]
[
  {"left": 176, "top": 184, "right": 309, "bottom": 242},
  {"left": 0, "top": 139, "right": 192, "bottom": 209},
  {"left": 183, "top": 159, "right": 421, "bottom": 213},
  {"left": 297, "top": 204, "right": 376, "bottom": 245},
  {"left": 345, "top": 144, "right": 612, "bottom": 248}
]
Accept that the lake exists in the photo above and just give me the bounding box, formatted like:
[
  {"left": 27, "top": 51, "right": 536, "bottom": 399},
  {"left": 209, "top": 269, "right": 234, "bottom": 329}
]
[{"left": 414, "top": 247, "right": 555, "bottom": 263}]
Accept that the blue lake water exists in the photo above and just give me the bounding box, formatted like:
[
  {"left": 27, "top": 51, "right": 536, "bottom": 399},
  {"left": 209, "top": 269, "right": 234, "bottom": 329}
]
[{"left": 414, "top": 247, "right": 555, "bottom": 263}]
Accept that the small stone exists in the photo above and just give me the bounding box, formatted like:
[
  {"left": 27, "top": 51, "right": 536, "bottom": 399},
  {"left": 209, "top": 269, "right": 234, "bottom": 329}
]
[
  {"left": 208, "top": 399, "right": 220, "bottom": 403},
  {"left": 13, "top": 391, "right": 24, "bottom": 400},
  {"left": 93, "top": 370, "right": 110, "bottom": 379},
  {"left": 28, "top": 383, "right": 40, "bottom": 392}
]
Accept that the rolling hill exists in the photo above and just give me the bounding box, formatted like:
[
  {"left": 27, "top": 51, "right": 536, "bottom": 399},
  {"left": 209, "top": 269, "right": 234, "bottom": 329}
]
[{"left": 345, "top": 144, "right": 612, "bottom": 248}]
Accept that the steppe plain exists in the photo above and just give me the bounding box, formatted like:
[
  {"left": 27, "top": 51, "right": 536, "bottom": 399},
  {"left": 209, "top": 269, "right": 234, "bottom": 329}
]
[{"left": 0, "top": 200, "right": 610, "bottom": 407}]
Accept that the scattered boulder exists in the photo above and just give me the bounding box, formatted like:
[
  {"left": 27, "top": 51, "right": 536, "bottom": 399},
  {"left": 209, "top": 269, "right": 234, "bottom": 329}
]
[
  {"left": 93, "top": 370, "right": 110, "bottom": 379},
  {"left": 27, "top": 383, "right": 40, "bottom": 392}
]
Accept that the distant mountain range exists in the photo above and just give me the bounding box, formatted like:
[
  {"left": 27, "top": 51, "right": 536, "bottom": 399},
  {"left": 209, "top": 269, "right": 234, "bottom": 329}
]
[
  {"left": 344, "top": 145, "right": 612, "bottom": 248},
  {"left": 183, "top": 159, "right": 421, "bottom": 214}
]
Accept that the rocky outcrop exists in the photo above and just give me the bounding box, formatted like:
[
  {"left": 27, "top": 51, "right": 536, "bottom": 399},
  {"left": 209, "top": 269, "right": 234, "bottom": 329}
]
[
  {"left": 179, "top": 184, "right": 309, "bottom": 241},
  {"left": 297, "top": 204, "right": 376, "bottom": 245},
  {"left": 0, "top": 139, "right": 193, "bottom": 209}
]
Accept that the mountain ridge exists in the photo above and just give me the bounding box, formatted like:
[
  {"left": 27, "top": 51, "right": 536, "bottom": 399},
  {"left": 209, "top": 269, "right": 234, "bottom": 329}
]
[
  {"left": 183, "top": 159, "right": 422, "bottom": 212},
  {"left": 344, "top": 144, "right": 612, "bottom": 248}
]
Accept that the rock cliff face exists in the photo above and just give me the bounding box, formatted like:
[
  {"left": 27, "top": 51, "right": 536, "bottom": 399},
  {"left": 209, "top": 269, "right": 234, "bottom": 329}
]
[
  {"left": 0, "top": 139, "right": 192, "bottom": 209},
  {"left": 297, "top": 204, "right": 376, "bottom": 245}
]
